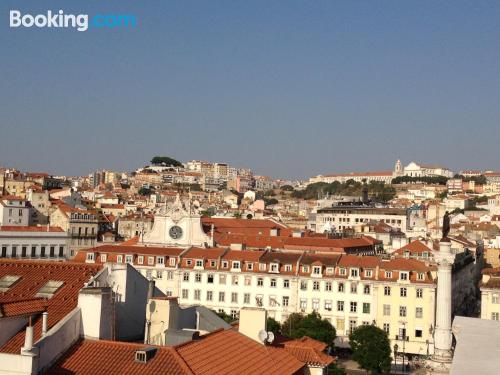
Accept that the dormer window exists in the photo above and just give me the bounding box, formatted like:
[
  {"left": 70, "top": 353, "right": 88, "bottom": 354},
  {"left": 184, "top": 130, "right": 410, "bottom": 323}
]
[
  {"left": 326, "top": 267, "right": 334, "bottom": 275},
  {"left": 148, "top": 257, "right": 154, "bottom": 265},
  {"left": 285, "top": 264, "right": 292, "bottom": 272},
  {"left": 247, "top": 262, "right": 254, "bottom": 270},
  {"left": 169, "top": 257, "right": 176, "bottom": 267},
  {"left": 210, "top": 260, "right": 216, "bottom": 267},
  {"left": 417, "top": 272, "right": 425, "bottom": 281},
  {"left": 125, "top": 255, "right": 133, "bottom": 264},
  {"left": 350, "top": 268, "right": 359, "bottom": 277},
  {"left": 422, "top": 252, "right": 428, "bottom": 258},
  {"left": 339, "top": 268, "right": 346, "bottom": 276},
  {"left": 36, "top": 280, "right": 64, "bottom": 299},
  {"left": 232, "top": 261, "right": 240, "bottom": 269},
  {"left": 313, "top": 266, "right": 321, "bottom": 275},
  {"left": 385, "top": 271, "right": 392, "bottom": 278},
  {"left": 100, "top": 254, "right": 107, "bottom": 262},
  {"left": 196, "top": 260, "right": 203, "bottom": 267},
  {"left": 137, "top": 256, "right": 144, "bottom": 265},
  {"left": 400, "top": 272, "right": 409, "bottom": 281},
  {"left": 365, "top": 269, "right": 373, "bottom": 278},
  {"left": 86, "top": 252, "right": 95, "bottom": 262},
  {"left": 404, "top": 251, "right": 410, "bottom": 259},
  {"left": 157, "top": 256, "right": 164, "bottom": 265},
  {"left": 270, "top": 263, "right": 279, "bottom": 273},
  {"left": 222, "top": 261, "right": 229, "bottom": 268},
  {"left": 302, "top": 266, "right": 310, "bottom": 273},
  {"left": 117, "top": 255, "right": 123, "bottom": 263},
  {"left": 259, "top": 263, "right": 266, "bottom": 271}
]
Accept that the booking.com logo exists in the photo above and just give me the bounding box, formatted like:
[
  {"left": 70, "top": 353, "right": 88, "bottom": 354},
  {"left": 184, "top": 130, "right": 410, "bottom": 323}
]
[{"left": 9, "top": 10, "right": 137, "bottom": 31}]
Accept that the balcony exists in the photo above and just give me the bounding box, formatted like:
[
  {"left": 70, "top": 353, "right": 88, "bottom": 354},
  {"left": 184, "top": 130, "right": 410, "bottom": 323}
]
[{"left": 395, "top": 335, "right": 409, "bottom": 341}]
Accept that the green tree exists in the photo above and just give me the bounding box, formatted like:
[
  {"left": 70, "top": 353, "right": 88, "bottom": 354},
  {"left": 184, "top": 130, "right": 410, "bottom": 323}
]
[
  {"left": 349, "top": 325, "right": 392, "bottom": 374},
  {"left": 281, "top": 184, "right": 295, "bottom": 191},
  {"left": 281, "top": 312, "right": 336, "bottom": 346},
  {"left": 213, "top": 310, "right": 234, "bottom": 323},
  {"left": 138, "top": 186, "right": 154, "bottom": 196},
  {"left": 267, "top": 317, "right": 281, "bottom": 333},
  {"left": 150, "top": 156, "right": 183, "bottom": 167}
]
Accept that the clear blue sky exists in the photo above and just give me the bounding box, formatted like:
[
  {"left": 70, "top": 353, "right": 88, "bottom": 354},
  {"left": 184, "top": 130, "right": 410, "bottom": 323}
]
[{"left": 1, "top": 1, "right": 499, "bottom": 179}]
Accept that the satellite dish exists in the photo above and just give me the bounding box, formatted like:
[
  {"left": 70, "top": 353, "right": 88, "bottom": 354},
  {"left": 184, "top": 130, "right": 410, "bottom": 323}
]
[
  {"left": 258, "top": 330, "right": 268, "bottom": 343},
  {"left": 267, "top": 331, "right": 275, "bottom": 344}
]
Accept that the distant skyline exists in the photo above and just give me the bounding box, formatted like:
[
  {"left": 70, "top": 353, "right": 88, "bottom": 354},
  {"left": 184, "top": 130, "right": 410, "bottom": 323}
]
[{"left": 1, "top": 1, "right": 499, "bottom": 179}]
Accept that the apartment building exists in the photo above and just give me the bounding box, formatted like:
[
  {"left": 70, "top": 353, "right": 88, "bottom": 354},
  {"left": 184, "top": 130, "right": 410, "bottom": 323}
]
[
  {"left": 0, "top": 196, "right": 30, "bottom": 226},
  {"left": 50, "top": 203, "right": 98, "bottom": 255},
  {"left": 316, "top": 204, "right": 409, "bottom": 233},
  {"left": 0, "top": 226, "right": 70, "bottom": 259},
  {"left": 76, "top": 245, "right": 437, "bottom": 357},
  {"left": 480, "top": 267, "right": 500, "bottom": 321}
]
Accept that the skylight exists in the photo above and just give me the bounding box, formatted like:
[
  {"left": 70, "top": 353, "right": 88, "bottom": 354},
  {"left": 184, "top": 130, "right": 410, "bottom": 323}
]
[
  {"left": 0, "top": 275, "right": 21, "bottom": 292},
  {"left": 36, "top": 280, "right": 64, "bottom": 298}
]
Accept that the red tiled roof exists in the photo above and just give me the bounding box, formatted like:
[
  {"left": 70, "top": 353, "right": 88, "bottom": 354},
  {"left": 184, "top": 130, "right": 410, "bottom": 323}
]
[
  {"left": 0, "top": 298, "right": 47, "bottom": 318},
  {"left": 0, "top": 260, "right": 102, "bottom": 353},
  {"left": 175, "top": 329, "right": 304, "bottom": 375},
  {"left": 49, "top": 339, "right": 193, "bottom": 375},
  {"left": 0, "top": 226, "right": 64, "bottom": 233},
  {"left": 394, "top": 240, "right": 432, "bottom": 256}
]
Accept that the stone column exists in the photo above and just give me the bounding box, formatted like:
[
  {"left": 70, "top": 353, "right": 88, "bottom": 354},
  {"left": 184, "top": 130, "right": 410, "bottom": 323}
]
[{"left": 427, "top": 240, "right": 455, "bottom": 374}]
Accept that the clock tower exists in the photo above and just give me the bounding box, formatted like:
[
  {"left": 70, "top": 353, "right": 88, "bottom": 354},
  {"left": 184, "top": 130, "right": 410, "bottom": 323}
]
[{"left": 142, "top": 195, "right": 213, "bottom": 248}]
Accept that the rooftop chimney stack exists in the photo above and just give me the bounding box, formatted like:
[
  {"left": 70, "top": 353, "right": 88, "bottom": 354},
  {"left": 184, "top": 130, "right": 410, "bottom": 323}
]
[
  {"left": 42, "top": 312, "right": 48, "bottom": 335},
  {"left": 239, "top": 307, "right": 267, "bottom": 345},
  {"left": 147, "top": 279, "right": 155, "bottom": 300},
  {"left": 22, "top": 317, "right": 34, "bottom": 354}
]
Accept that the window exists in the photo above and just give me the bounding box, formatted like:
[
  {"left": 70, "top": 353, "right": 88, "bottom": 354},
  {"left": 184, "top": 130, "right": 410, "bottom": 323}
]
[
  {"left": 183, "top": 272, "right": 189, "bottom": 281},
  {"left": 219, "top": 275, "right": 226, "bottom": 284},
  {"left": 302, "top": 266, "right": 310, "bottom": 273},
  {"left": 232, "top": 275, "right": 239, "bottom": 285},
  {"left": 313, "top": 281, "right": 320, "bottom": 291},
  {"left": 383, "top": 323, "right": 390, "bottom": 334},
  {"left": 325, "top": 300, "right": 332, "bottom": 311},
  {"left": 125, "top": 255, "right": 133, "bottom": 264},
  {"left": 169, "top": 257, "right": 176, "bottom": 267},
  {"left": 138, "top": 256, "right": 144, "bottom": 265},
  {"left": 232, "top": 261, "right": 240, "bottom": 269},
  {"left": 257, "top": 277, "right": 264, "bottom": 286},
  {"left": 100, "top": 254, "right": 107, "bottom": 262},
  {"left": 300, "top": 281, "right": 307, "bottom": 290},
  {"left": 156, "top": 270, "right": 163, "bottom": 279},
  {"left": 59, "top": 246, "right": 64, "bottom": 257},
  {"left": 41, "top": 246, "right": 46, "bottom": 257},
  {"left": 416, "top": 307, "right": 423, "bottom": 318},
  {"left": 231, "top": 292, "right": 238, "bottom": 303},
  {"left": 195, "top": 273, "right": 202, "bottom": 282},
  {"left": 300, "top": 299, "right": 307, "bottom": 310},
  {"left": 247, "top": 262, "right": 254, "bottom": 271},
  {"left": 382, "top": 304, "right": 391, "bottom": 316},
  {"left": 207, "top": 274, "right": 214, "bottom": 283},
  {"left": 210, "top": 260, "right": 216, "bottom": 267},
  {"left": 349, "top": 320, "right": 357, "bottom": 334},
  {"left": 350, "top": 268, "right": 359, "bottom": 277},
  {"left": 148, "top": 257, "right": 154, "bottom": 265},
  {"left": 363, "top": 285, "right": 370, "bottom": 294},
  {"left": 157, "top": 256, "right": 164, "bottom": 265},
  {"left": 492, "top": 312, "right": 499, "bottom": 321},
  {"left": 350, "top": 302, "right": 357, "bottom": 313},
  {"left": 313, "top": 266, "right": 321, "bottom": 275},
  {"left": 0, "top": 275, "right": 21, "bottom": 292},
  {"left": 365, "top": 269, "right": 373, "bottom": 277},
  {"left": 492, "top": 294, "right": 499, "bottom": 304},
  {"left": 417, "top": 272, "right": 425, "bottom": 281},
  {"left": 415, "top": 329, "right": 423, "bottom": 338},
  {"left": 285, "top": 264, "right": 292, "bottom": 272},
  {"left": 312, "top": 299, "right": 320, "bottom": 311},
  {"left": 400, "top": 288, "right": 407, "bottom": 297},
  {"left": 270, "top": 263, "right": 279, "bottom": 272},
  {"left": 385, "top": 271, "right": 392, "bottom": 278},
  {"left": 256, "top": 295, "right": 263, "bottom": 307},
  {"left": 186, "top": 259, "right": 192, "bottom": 266},
  {"left": 259, "top": 263, "right": 266, "bottom": 271},
  {"left": 400, "top": 272, "right": 408, "bottom": 281},
  {"left": 117, "top": 255, "right": 123, "bottom": 263},
  {"left": 31, "top": 246, "right": 36, "bottom": 257},
  {"left": 416, "top": 288, "right": 423, "bottom": 298},
  {"left": 325, "top": 281, "right": 332, "bottom": 291},
  {"left": 206, "top": 291, "right": 213, "bottom": 301},
  {"left": 194, "top": 290, "right": 201, "bottom": 300},
  {"left": 283, "top": 296, "right": 289, "bottom": 307},
  {"left": 49, "top": 246, "right": 56, "bottom": 258},
  {"left": 363, "top": 303, "right": 370, "bottom": 314},
  {"left": 326, "top": 267, "right": 334, "bottom": 275},
  {"left": 283, "top": 279, "right": 290, "bottom": 288},
  {"left": 339, "top": 268, "right": 346, "bottom": 276},
  {"left": 230, "top": 310, "right": 238, "bottom": 319},
  {"left": 219, "top": 292, "right": 225, "bottom": 302},
  {"left": 270, "top": 278, "right": 277, "bottom": 287},
  {"left": 244, "top": 276, "right": 251, "bottom": 286},
  {"left": 350, "top": 283, "right": 357, "bottom": 294},
  {"left": 196, "top": 260, "right": 203, "bottom": 267},
  {"left": 337, "top": 301, "right": 344, "bottom": 312},
  {"left": 36, "top": 280, "right": 64, "bottom": 298},
  {"left": 399, "top": 306, "right": 407, "bottom": 317},
  {"left": 384, "top": 286, "right": 391, "bottom": 296},
  {"left": 167, "top": 271, "right": 174, "bottom": 280},
  {"left": 86, "top": 253, "right": 94, "bottom": 262},
  {"left": 244, "top": 293, "right": 251, "bottom": 304}
]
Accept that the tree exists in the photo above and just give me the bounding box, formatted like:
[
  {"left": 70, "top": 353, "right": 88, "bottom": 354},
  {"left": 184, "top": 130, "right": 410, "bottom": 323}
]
[
  {"left": 213, "top": 310, "right": 234, "bottom": 323},
  {"left": 281, "top": 184, "right": 295, "bottom": 191},
  {"left": 138, "top": 186, "right": 154, "bottom": 196},
  {"left": 349, "top": 325, "right": 391, "bottom": 374},
  {"left": 150, "top": 156, "right": 183, "bottom": 167},
  {"left": 267, "top": 317, "right": 281, "bottom": 334},
  {"left": 281, "top": 312, "right": 336, "bottom": 346}
]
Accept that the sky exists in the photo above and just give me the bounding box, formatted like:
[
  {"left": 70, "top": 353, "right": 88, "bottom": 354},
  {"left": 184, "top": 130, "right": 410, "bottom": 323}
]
[{"left": 0, "top": 1, "right": 499, "bottom": 179}]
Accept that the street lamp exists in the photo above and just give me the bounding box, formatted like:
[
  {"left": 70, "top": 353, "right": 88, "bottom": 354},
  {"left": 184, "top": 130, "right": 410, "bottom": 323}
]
[{"left": 394, "top": 343, "right": 398, "bottom": 370}]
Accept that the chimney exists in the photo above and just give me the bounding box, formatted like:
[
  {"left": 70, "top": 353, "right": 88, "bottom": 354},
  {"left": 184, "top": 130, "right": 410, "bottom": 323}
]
[
  {"left": 42, "top": 311, "right": 48, "bottom": 335},
  {"left": 239, "top": 307, "right": 267, "bottom": 344},
  {"left": 22, "top": 317, "right": 34, "bottom": 353},
  {"left": 147, "top": 279, "right": 155, "bottom": 300}
]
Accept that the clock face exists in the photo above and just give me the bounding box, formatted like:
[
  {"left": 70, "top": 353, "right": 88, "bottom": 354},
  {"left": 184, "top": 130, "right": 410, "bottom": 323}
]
[{"left": 169, "top": 225, "right": 183, "bottom": 240}]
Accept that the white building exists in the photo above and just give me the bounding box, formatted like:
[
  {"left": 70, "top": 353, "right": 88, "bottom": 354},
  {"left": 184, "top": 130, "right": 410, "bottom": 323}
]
[
  {"left": 0, "top": 226, "right": 70, "bottom": 259},
  {"left": 402, "top": 162, "right": 454, "bottom": 178},
  {"left": 0, "top": 196, "right": 30, "bottom": 226}
]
